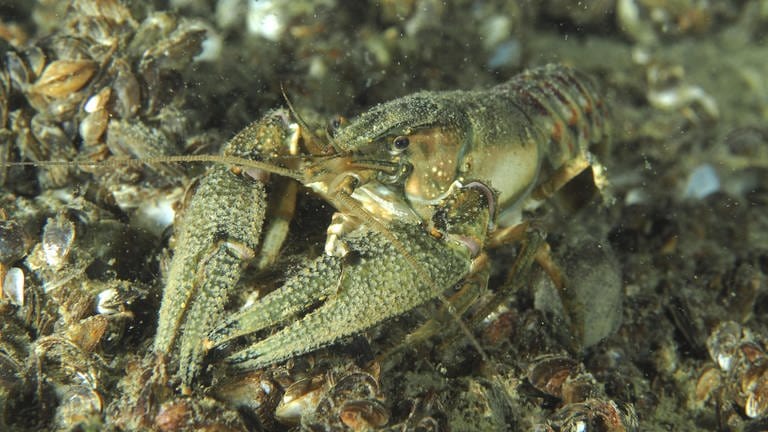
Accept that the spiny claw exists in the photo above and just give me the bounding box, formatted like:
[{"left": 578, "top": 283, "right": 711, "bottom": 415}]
[
  {"left": 152, "top": 165, "right": 266, "bottom": 386},
  {"left": 207, "top": 254, "right": 342, "bottom": 346},
  {"left": 152, "top": 110, "right": 297, "bottom": 388},
  {"left": 209, "top": 221, "right": 473, "bottom": 371}
]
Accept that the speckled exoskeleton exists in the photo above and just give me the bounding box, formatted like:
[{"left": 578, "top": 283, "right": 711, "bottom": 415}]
[
  {"left": 197, "top": 64, "right": 609, "bottom": 376},
  {"left": 150, "top": 111, "right": 301, "bottom": 390}
]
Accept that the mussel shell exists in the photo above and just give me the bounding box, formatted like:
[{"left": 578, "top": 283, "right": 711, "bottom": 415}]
[
  {"left": 339, "top": 399, "right": 389, "bottom": 429},
  {"left": 527, "top": 355, "right": 578, "bottom": 398},
  {"left": 41, "top": 213, "right": 76, "bottom": 269}
]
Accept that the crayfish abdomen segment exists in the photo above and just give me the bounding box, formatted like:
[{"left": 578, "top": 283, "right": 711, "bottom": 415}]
[{"left": 500, "top": 65, "right": 608, "bottom": 174}]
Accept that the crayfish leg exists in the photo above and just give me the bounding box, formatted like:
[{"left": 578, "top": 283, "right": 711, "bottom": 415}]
[
  {"left": 471, "top": 227, "right": 546, "bottom": 327},
  {"left": 531, "top": 153, "right": 592, "bottom": 201},
  {"left": 532, "top": 151, "right": 614, "bottom": 208},
  {"left": 255, "top": 178, "right": 299, "bottom": 270}
]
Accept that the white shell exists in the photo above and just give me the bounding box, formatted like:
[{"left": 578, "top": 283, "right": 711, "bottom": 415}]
[
  {"left": 2, "top": 267, "right": 24, "bottom": 306},
  {"left": 42, "top": 214, "right": 76, "bottom": 268},
  {"left": 96, "top": 288, "right": 119, "bottom": 315}
]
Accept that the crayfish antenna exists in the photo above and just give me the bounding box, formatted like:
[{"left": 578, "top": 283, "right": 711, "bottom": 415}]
[
  {"left": 279, "top": 82, "right": 334, "bottom": 155},
  {"left": 3, "top": 155, "right": 307, "bottom": 183}
]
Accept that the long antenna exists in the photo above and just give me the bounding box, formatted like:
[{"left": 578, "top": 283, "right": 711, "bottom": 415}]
[
  {"left": 279, "top": 83, "right": 332, "bottom": 155},
  {"left": 6, "top": 154, "right": 306, "bottom": 182}
]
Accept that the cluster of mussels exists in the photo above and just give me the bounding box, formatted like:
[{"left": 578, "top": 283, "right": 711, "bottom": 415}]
[
  {"left": 0, "top": 0, "right": 209, "bottom": 430},
  {"left": 692, "top": 321, "right": 768, "bottom": 429},
  {"left": 524, "top": 355, "right": 638, "bottom": 431}
]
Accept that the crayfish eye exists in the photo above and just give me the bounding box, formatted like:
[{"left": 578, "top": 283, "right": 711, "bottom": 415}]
[
  {"left": 391, "top": 136, "right": 410, "bottom": 153},
  {"left": 327, "top": 115, "right": 346, "bottom": 137}
]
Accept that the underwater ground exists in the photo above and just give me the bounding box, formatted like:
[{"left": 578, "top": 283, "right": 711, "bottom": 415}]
[{"left": 1, "top": 1, "right": 768, "bottom": 431}]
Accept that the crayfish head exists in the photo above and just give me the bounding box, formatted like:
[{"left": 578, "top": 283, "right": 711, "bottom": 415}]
[{"left": 329, "top": 92, "right": 473, "bottom": 219}]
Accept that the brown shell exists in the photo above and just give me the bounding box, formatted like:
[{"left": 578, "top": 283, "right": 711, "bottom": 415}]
[
  {"left": 66, "top": 315, "right": 109, "bottom": 352},
  {"left": 693, "top": 366, "right": 721, "bottom": 408},
  {"left": 560, "top": 373, "right": 598, "bottom": 405},
  {"left": 527, "top": 355, "right": 578, "bottom": 398},
  {"left": 275, "top": 375, "right": 326, "bottom": 425},
  {"left": 29, "top": 59, "right": 98, "bottom": 98},
  {"left": 339, "top": 399, "right": 389, "bottom": 430},
  {"left": 742, "top": 360, "right": 768, "bottom": 418},
  {"left": 214, "top": 370, "right": 283, "bottom": 430}
]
